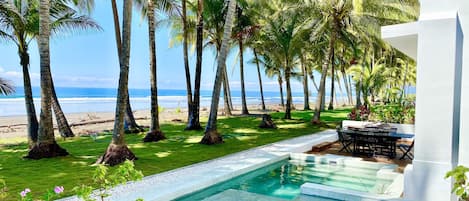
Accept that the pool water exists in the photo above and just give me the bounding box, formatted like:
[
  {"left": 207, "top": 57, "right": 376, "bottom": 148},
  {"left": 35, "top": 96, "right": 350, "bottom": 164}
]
[{"left": 175, "top": 158, "right": 395, "bottom": 201}]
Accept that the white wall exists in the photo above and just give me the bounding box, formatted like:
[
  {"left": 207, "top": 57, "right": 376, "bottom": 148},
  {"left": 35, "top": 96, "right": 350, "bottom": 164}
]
[{"left": 420, "top": 0, "right": 469, "bottom": 167}]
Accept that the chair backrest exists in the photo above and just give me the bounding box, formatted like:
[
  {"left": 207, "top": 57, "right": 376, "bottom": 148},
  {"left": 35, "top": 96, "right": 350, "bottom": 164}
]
[{"left": 341, "top": 120, "right": 415, "bottom": 135}]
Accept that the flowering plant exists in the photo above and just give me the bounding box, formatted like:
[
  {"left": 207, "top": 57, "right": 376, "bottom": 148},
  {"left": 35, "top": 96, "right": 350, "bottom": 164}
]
[
  {"left": 19, "top": 186, "right": 64, "bottom": 201},
  {"left": 347, "top": 105, "right": 371, "bottom": 121}
]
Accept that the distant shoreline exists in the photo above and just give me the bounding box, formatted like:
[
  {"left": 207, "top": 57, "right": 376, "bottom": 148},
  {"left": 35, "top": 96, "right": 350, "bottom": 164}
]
[{"left": 0, "top": 103, "right": 290, "bottom": 143}]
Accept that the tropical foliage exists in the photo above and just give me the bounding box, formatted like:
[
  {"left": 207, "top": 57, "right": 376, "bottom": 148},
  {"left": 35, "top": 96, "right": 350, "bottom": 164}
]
[
  {"left": 446, "top": 165, "right": 469, "bottom": 201},
  {"left": 0, "top": 77, "right": 15, "bottom": 95}
]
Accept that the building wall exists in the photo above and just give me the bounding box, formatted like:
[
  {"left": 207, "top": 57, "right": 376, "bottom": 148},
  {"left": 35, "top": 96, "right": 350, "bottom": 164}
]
[{"left": 420, "top": 0, "right": 469, "bottom": 166}]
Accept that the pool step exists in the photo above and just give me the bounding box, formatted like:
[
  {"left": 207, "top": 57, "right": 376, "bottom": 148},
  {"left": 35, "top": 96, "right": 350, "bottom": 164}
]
[
  {"left": 288, "top": 168, "right": 393, "bottom": 193},
  {"left": 289, "top": 160, "right": 385, "bottom": 175},
  {"left": 201, "top": 189, "right": 289, "bottom": 201},
  {"left": 288, "top": 164, "right": 393, "bottom": 183},
  {"left": 296, "top": 167, "right": 391, "bottom": 183}
]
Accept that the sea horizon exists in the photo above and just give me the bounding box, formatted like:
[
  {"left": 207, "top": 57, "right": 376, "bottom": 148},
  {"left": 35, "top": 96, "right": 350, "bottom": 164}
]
[{"left": 0, "top": 86, "right": 336, "bottom": 117}]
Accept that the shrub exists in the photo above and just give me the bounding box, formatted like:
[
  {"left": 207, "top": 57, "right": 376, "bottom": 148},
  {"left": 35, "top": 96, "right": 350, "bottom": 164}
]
[
  {"left": 74, "top": 160, "right": 143, "bottom": 201},
  {"left": 445, "top": 165, "right": 469, "bottom": 201},
  {"left": 347, "top": 105, "right": 370, "bottom": 121},
  {"left": 370, "top": 103, "right": 415, "bottom": 124}
]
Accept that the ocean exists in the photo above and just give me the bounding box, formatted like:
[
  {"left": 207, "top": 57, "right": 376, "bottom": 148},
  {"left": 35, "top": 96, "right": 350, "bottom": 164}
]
[{"left": 0, "top": 87, "right": 320, "bottom": 117}]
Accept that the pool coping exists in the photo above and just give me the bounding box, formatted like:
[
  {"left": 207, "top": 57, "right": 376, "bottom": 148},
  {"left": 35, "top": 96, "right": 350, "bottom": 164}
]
[{"left": 58, "top": 130, "right": 338, "bottom": 201}]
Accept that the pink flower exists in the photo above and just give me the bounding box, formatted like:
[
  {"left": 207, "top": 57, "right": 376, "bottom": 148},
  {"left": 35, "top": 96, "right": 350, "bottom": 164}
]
[
  {"left": 20, "top": 188, "right": 31, "bottom": 197},
  {"left": 54, "top": 186, "right": 64, "bottom": 194}
]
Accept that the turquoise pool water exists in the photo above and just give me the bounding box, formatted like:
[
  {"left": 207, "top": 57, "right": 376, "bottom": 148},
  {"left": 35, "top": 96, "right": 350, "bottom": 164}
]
[{"left": 175, "top": 158, "right": 395, "bottom": 201}]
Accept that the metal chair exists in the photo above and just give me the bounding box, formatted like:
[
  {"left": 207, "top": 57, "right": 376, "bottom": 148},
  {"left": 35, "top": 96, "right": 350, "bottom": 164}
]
[
  {"left": 399, "top": 140, "right": 414, "bottom": 160},
  {"left": 337, "top": 126, "right": 353, "bottom": 153}
]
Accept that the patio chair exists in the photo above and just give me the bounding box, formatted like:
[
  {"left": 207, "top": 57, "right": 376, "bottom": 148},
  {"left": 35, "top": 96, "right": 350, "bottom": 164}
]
[
  {"left": 336, "top": 126, "right": 353, "bottom": 153},
  {"left": 399, "top": 140, "right": 414, "bottom": 160}
]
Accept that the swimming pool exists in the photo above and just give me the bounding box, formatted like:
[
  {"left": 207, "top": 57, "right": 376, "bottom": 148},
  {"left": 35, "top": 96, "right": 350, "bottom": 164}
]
[{"left": 175, "top": 154, "right": 401, "bottom": 201}]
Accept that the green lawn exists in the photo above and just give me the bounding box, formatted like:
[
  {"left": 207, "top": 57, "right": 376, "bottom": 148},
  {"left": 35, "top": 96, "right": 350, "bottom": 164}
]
[{"left": 0, "top": 109, "right": 349, "bottom": 200}]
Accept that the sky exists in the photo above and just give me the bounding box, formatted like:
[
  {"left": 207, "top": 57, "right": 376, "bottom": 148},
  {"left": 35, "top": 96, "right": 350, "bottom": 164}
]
[{"left": 0, "top": 0, "right": 308, "bottom": 93}]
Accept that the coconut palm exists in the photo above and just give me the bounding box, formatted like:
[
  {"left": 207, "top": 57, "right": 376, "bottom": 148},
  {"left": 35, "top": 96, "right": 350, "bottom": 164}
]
[
  {"left": 107, "top": 0, "right": 143, "bottom": 134},
  {"left": 0, "top": 77, "right": 15, "bottom": 95},
  {"left": 260, "top": 6, "right": 305, "bottom": 119},
  {"left": 97, "top": 0, "right": 136, "bottom": 166},
  {"left": 262, "top": 54, "right": 285, "bottom": 107},
  {"left": 201, "top": 0, "right": 236, "bottom": 145},
  {"left": 140, "top": 0, "right": 166, "bottom": 142},
  {"left": 135, "top": 0, "right": 179, "bottom": 142},
  {"left": 185, "top": 0, "right": 204, "bottom": 129},
  {"left": 25, "top": 0, "right": 69, "bottom": 159},
  {"left": 0, "top": 0, "right": 100, "bottom": 141},
  {"left": 233, "top": 1, "right": 255, "bottom": 115},
  {"left": 311, "top": 0, "right": 355, "bottom": 123},
  {"left": 202, "top": 0, "right": 235, "bottom": 116},
  {"left": 349, "top": 61, "right": 387, "bottom": 106}
]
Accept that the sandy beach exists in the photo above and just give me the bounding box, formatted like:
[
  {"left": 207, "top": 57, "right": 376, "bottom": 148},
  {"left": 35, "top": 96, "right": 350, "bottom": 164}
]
[{"left": 0, "top": 103, "right": 287, "bottom": 142}]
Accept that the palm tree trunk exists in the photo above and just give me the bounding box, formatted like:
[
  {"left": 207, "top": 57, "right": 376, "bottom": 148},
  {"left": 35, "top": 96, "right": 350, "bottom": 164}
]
[
  {"left": 222, "top": 67, "right": 232, "bottom": 116},
  {"left": 356, "top": 49, "right": 367, "bottom": 108},
  {"left": 19, "top": 48, "right": 38, "bottom": 144},
  {"left": 312, "top": 39, "right": 334, "bottom": 124},
  {"left": 181, "top": 0, "right": 193, "bottom": 126},
  {"left": 222, "top": 67, "right": 233, "bottom": 116},
  {"left": 143, "top": 0, "right": 165, "bottom": 142},
  {"left": 50, "top": 78, "right": 74, "bottom": 137},
  {"left": 201, "top": 0, "right": 236, "bottom": 145},
  {"left": 253, "top": 49, "right": 266, "bottom": 111},
  {"left": 111, "top": 0, "right": 141, "bottom": 133},
  {"left": 124, "top": 97, "right": 142, "bottom": 132},
  {"left": 239, "top": 38, "right": 249, "bottom": 115},
  {"left": 224, "top": 67, "right": 234, "bottom": 110},
  {"left": 310, "top": 71, "right": 319, "bottom": 92},
  {"left": 278, "top": 75, "right": 284, "bottom": 107},
  {"left": 301, "top": 55, "right": 310, "bottom": 110},
  {"left": 186, "top": 0, "right": 204, "bottom": 130},
  {"left": 399, "top": 60, "right": 409, "bottom": 104},
  {"left": 328, "top": 48, "right": 335, "bottom": 110},
  {"left": 98, "top": 0, "right": 135, "bottom": 166},
  {"left": 26, "top": 0, "right": 68, "bottom": 159},
  {"left": 341, "top": 67, "right": 352, "bottom": 105},
  {"left": 284, "top": 59, "right": 292, "bottom": 120}
]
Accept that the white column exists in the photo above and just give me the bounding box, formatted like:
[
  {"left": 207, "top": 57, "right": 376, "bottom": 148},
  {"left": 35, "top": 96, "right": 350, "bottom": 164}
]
[
  {"left": 404, "top": 13, "right": 463, "bottom": 201},
  {"left": 458, "top": 3, "right": 469, "bottom": 167}
]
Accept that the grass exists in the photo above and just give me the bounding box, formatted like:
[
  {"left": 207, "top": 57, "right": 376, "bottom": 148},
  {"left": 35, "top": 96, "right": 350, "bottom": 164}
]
[{"left": 0, "top": 108, "right": 349, "bottom": 200}]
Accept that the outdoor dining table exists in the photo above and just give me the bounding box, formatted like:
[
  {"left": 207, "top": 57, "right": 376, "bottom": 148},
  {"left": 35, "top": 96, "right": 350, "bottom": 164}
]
[{"left": 340, "top": 127, "right": 414, "bottom": 158}]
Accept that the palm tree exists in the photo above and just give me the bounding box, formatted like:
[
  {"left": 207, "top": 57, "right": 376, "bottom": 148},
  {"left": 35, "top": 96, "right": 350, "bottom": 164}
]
[
  {"left": 202, "top": 0, "right": 234, "bottom": 116},
  {"left": 0, "top": 77, "right": 15, "bottom": 95},
  {"left": 0, "top": 0, "right": 100, "bottom": 142},
  {"left": 252, "top": 49, "right": 266, "bottom": 110},
  {"left": 300, "top": 53, "right": 310, "bottom": 110},
  {"left": 233, "top": 2, "right": 253, "bottom": 115},
  {"left": 97, "top": 0, "right": 136, "bottom": 166},
  {"left": 25, "top": 0, "right": 68, "bottom": 159},
  {"left": 136, "top": 0, "right": 178, "bottom": 142},
  {"left": 311, "top": 0, "right": 354, "bottom": 123},
  {"left": 168, "top": 0, "right": 203, "bottom": 130},
  {"left": 186, "top": 0, "right": 203, "bottom": 130},
  {"left": 107, "top": 0, "right": 143, "bottom": 134},
  {"left": 261, "top": 10, "right": 304, "bottom": 119},
  {"left": 259, "top": 53, "right": 284, "bottom": 107},
  {"left": 201, "top": 0, "right": 236, "bottom": 145},
  {"left": 142, "top": 0, "right": 166, "bottom": 142}
]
